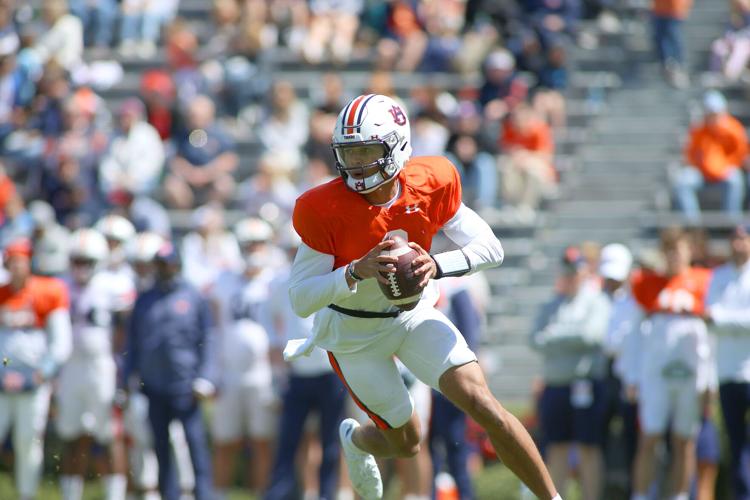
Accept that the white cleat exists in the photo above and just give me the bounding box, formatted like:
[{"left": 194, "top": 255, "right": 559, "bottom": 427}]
[{"left": 339, "top": 418, "right": 383, "bottom": 500}]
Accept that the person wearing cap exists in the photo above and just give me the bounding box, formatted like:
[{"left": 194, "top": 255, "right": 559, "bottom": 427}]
[
  {"left": 264, "top": 223, "right": 348, "bottom": 500},
  {"left": 124, "top": 241, "right": 215, "bottom": 500},
  {"left": 673, "top": 90, "right": 748, "bottom": 221},
  {"left": 627, "top": 229, "right": 714, "bottom": 500},
  {"left": 529, "top": 246, "right": 611, "bottom": 500},
  {"left": 0, "top": 238, "right": 72, "bottom": 500},
  {"left": 705, "top": 224, "right": 750, "bottom": 500},
  {"left": 597, "top": 243, "right": 642, "bottom": 493},
  {"left": 206, "top": 218, "right": 278, "bottom": 498},
  {"left": 99, "top": 97, "right": 165, "bottom": 199}
]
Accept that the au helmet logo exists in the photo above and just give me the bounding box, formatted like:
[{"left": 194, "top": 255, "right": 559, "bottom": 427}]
[
  {"left": 355, "top": 180, "right": 366, "bottom": 190},
  {"left": 388, "top": 105, "right": 406, "bottom": 126}
]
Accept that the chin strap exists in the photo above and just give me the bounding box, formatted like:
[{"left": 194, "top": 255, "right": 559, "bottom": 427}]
[{"left": 431, "top": 250, "right": 472, "bottom": 279}]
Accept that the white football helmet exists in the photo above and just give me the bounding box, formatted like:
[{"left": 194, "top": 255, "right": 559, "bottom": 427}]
[
  {"left": 127, "top": 232, "right": 165, "bottom": 263},
  {"left": 95, "top": 215, "right": 136, "bottom": 244},
  {"left": 332, "top": 94, "right": 412, "bottom": 193},
  {"left": 234, "top": 218, "right": 274, "bottom": 246},
  {"left": 69, "top": 228, "right": 109, "bottom": 262}
]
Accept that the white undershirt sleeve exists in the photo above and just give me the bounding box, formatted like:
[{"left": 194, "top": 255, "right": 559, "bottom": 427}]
[
  {"left": 440, "top": 203, "right": 504, "bottom": 273},
  {"left": 41, "top": 308, "right": 72, "bottom": 379},
  {"left": 288, "top": 243, "right": 357, "bottom": 318}
]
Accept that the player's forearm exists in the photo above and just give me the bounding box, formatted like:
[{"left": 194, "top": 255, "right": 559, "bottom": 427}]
[
  {"left": 289, "top": 266, "right": 353, "bottom": 317},
  {"left": 288, "top": 244, "right": 356, "bottom": 317},
  {"left": 41, "top": 309, "right": 72, "bottom": 378},
  {"left": 441, "top": 204, "right": 504, "bottom": 273}
]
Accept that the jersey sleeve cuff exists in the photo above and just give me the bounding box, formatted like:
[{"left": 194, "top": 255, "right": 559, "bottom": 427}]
[
  {"left": 432, "top": 250, "right": 472, "bottom": 279},
  {"left": 337, "top": 265, "right": 359, "bottom": 296}
]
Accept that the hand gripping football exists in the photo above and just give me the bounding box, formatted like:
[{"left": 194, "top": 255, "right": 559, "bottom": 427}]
[{"left": 378, "top": 235, "right": 424, "bottom": 310}]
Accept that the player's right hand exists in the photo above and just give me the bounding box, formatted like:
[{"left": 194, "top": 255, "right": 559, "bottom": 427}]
[{"left": 351, "top": 240, "right": 399, "bottom": 285}]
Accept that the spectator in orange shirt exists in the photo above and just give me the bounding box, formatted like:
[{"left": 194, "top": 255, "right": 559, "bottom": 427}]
[
  {"left": 673, "top": 90, "right": 747, "bottom": 221},
  {"left": 499, "top": 103, "right": 557, "bottom": 219},
  {"left": 652, "top": 0, "right": 693, "bottom": 87}
]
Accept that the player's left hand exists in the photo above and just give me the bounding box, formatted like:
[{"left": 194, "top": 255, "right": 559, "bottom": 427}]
[{"left": 407, "top": 242, "right": 437, "bottom": 288}]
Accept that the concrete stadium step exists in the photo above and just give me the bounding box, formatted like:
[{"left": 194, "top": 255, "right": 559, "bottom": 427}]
[
  {"left": 571, "top": 169, "right": 666, "bottom": 184},
  {"left": 537, "top": 227, "right": 643, "bottom": 246},
  {"left": 553, "top": 199, "right": 649, "bottom": 214},
  {"left": 581, "top": 147, "right": 678, "bottom": 162},
  {"left": 591, "top": 118, "right": 681, "bottom": 134},
  {"left": 486, "top": 315, "right": 534, "bottom": 336},
  {"left": 484, "top": 267, "right": 532, "bottom": 288},
  {"left": 564, "top": 186, "right": 657, "bottom": 201},
  {"left": 591, "top": 129, "right": 680, "bottom": 145},
  {"left": 590, "top": 114, "right": 684, "bottom": 130}
]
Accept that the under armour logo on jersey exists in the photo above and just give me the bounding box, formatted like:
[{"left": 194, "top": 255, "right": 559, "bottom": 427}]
[
  {"left": 405, "top": 204, "right": 420, "bottom": 214},
  {"left": 388, "top": 105, "right": 407, "bottom": 126}
]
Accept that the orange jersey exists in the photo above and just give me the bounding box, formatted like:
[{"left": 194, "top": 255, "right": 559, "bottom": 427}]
[
  {"left": 0, "top": 276, "right": 69, "bottom": 330},
  {"left": 500, "top": 118, "right": 554, "bottom": 155},
  {"left": 631, "top": 267, "right": 711, "bottom": 316},
  {"left": 652, "top": 0, "right": 692, "bottom": 19},
  {"left": 293, "top": 156, "right": 462, "bottom": 270},
  {"left": 684, "top": 115, "right": 748, "bottom": 182}
]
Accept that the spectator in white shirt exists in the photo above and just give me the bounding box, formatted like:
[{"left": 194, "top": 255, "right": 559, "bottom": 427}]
[
  {"left": 33, "top": 0, "right": 84, "bottom": 71},
  {"left": 99, "top": 98, "right": 164, "bottom": 199},
  {"left": 705, "top": 224, "right": 750, "bottom": 500},
  {"left": 181, "top": 204, "right": 242, "bottom": 293},
  {"left": 256, "top": 81, "right": 308, "bottom": 168}
]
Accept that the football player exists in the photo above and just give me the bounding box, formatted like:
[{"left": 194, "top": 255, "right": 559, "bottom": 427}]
[
  {"left": 626, "top": 229, "right": 715, "bottom": 500},
  {"left": 95, "top": 214, "right": 137, "bottom": 281},
  {"left": 209, "top": 218, "right": 278, "bottom": 497},
  {"left": 57, "top": 228, "right": 136, "bottom": 500},
  {"left": 0, "top": 239, "right": 71, "bottom": 500},
  {"left": 285, "top": 94, "right": 560, "bottom": 500}
]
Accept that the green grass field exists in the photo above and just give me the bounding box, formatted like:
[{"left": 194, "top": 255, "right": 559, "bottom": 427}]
[{"left": 0, "top": 463, "right": 584, "bottom": 500}]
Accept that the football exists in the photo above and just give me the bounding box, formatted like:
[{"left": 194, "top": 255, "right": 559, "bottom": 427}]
[{"left": 377, "top": 234, "right": 424, "bottom": 310}]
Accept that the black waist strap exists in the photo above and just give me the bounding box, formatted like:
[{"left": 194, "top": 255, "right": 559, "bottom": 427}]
[{"left": 327, "top": 304, "right": 400, "bottom": 318}]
